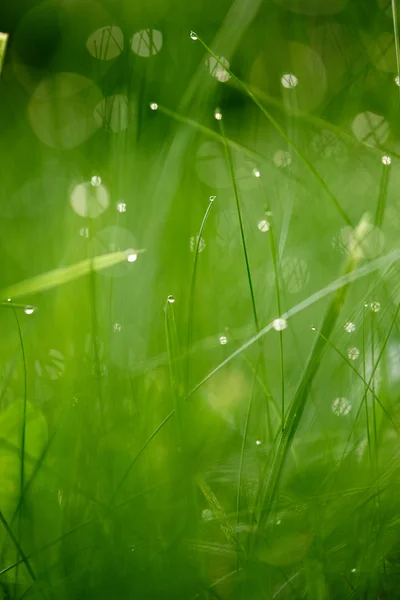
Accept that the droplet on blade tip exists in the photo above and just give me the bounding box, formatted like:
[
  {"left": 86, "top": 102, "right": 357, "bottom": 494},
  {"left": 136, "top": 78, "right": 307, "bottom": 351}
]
[
  {"left": 150, "top": 102, "right": 158, "bottom": 111},
  {"left": 167, "top": 295, "right": 175, "bottom": 304},
  {"left": 214, "top": 108, "right": 223, "bottom": 120},
  {"left": 190, "top": 31, "right": 198, "bottom": 41},
  {"left": 125, "top": 249, "right": 138, "bottom": 263},
  {"left": 24, "top": 306, "right": 35, "bottom": 315},
  {"left": 91, "top": 175, "right": 101, "bottom": 187}
]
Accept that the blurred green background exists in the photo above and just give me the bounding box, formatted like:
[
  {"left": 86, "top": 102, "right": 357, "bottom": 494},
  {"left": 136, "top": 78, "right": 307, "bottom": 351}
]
[{"left": 1, "top": 0, "right": 400, "bottom": 598}]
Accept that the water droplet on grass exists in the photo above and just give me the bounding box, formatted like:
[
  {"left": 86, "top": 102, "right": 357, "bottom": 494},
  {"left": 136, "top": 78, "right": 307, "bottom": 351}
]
[
  {"left": 190, "top": 31, "right": 198, "bottom": 41},
  {"left": 219, "top": 335, "right": 228, "bottom": 345},
  {"left": 255, "top": 440, "right": 262, "bottom": 445},
  {"left": 150, "top": 102, "right": 158, "bottom": 110},
  {"left": 125, "top": 250, "right": 137, "bottom": 262},
  {"left": 252, "top": 168, "right": 261, "bottom": 178},
  {"left": 382, "top": 155, "right": 391, "bottom": 165},
  {"left": 117, "top": 202, "right": 127, "bottom": 213},
  {"left": 214, "top": 108, "right": 223, "bottom": 120},
  {"left": 371, "top": 301, "right": 381, "bottom": 312},
  {"left": 258, "top": 219, "right": 270, "bottom": 232},
  {"left": 167, "top": 295, "right": 175, "bottom": 304},
  {"left": 24, "top": 306, "right": 35, "bottom": 315},
  {"left": 272, "top": 318, "right": 287, "bottom": 331},
  {"left": 209, "top": 195, "right": 216, "bottom": 202},
  {"left": 113, "top": 323, "right": 122, "bottom": 332},
  {"left": 281, "top": 73, "right": 298, "bottom": 88},
  {"left": 91, "top": 175, "right": 101, "bottom": 187},
  {"left": 344, "top": 322, "right": 356, "bottom": 333}
]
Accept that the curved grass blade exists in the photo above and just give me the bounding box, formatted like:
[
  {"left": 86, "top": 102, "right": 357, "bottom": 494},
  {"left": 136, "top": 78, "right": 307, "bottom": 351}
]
[
  {"left": 0, "top": 250, "right": 145, "bottom": 301},
  {"left": 186, "top": 197, "right": 215, "bottom": 391}
]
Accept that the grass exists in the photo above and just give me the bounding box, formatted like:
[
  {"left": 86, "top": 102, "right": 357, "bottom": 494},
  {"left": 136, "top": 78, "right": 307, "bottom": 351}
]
[{"left": 1, "top": 1, "right": 400, "bottom": 598}]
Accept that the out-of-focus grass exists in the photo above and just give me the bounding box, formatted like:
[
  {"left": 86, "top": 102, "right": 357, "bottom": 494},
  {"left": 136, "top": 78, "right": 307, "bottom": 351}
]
[{"left": 1, "top": 0, "right": 400, "bottom": 598}]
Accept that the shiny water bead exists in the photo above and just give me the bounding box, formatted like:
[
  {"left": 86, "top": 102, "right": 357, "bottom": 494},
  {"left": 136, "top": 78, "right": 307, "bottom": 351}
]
[
  {"left": 382, "top": 155, "right": 391, "bottom": 165},
  {"left": 125, "top": 249, "right": 137, "bottom": 262},
  {"left": 24, "top": 306, "right": 35, "bottom": 315},
  {"left": 209, "top": 195, "right": 216, "bottom": 202},
  {"left": 214, "top": 108, "right": 223, "bottom": 121},
  {"left": 272, "top": 318, "right": 287, "bottom": 331},
  {"left": 167, "top": 295, "right": 175, "bottom": 304},
  {"left": 255, "top": 440, "right": 262, "bottom": 445},
  {"left": 252, "top": 168, "right": 261, "bottom": 178},
  {"left": 117, "top": 202, "right": 127, "bottom": 213},
  {"left": 348, "top": 347, "right": 360, "bottom": 361},
  {"left": 281, "top": 73, "right": 298, "bottom": 88},
  {"left": 149, "top": 102, "right": 158, "bottom": 111},
  {"left": 219, "top": 335, "right": 228, "bottom": 345},
  {"left": 258, "top": 219, "right": 270, "bottom": 232},
  {"left": 332, "top": 397, "right": 352, "bottom": 416},
  {"left": 113, "top": 323, "right": 122, "bottom": 332},
  {"left": 190, "top": 31, "right": 198, "bottom": 40},
  {"left": 370, "top": 301, "right": 381, "bottom": 312},
  {"left": 91, "top": 175, "right": 101, "bottom": 187},
  {"left": 344, "top": 321, "right": 356, "bottom": 333}
]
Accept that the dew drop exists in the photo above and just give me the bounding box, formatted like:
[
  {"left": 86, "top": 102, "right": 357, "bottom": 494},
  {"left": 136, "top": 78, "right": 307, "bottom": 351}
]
[
  {"left": 344, "top": 321, "right": 356, "bottom": 333},
  {"left": 258, "top": 219, "right": 270, "bottom": 233},
  {"left": 167, "top": 295, "right": 175, "bottom": 304},
  {"left": 7, "top": 298, "right": 11, "bottom": 302},
  {"left": 351, "top": 568, "right": 357, "bottom": 573},
  {"left": 370, "top": 301, "right": 381, "bottom": 312},
  {"left": 113, "top": 323, "right": 122, "bottom": 333},
  {"left": 150, "top": 102, "right": 158, "bottom": 111},
  {"left": 252, "top": 168, "right": 261, "bottom": 178},
  {"left": 91, "top": 175, "right": 101, "bottom": 187},
  {"left": 276, "top": 518, "right": 281, "bottom": 525},
  {"left": 272, "top": 318, "right": 287, "bottom": 331},
  {"left": 214, "top": 108, "right": 223, "bottom": 121},
  {"left": 209, "top": 195, "right": 216, "bottom": 202},
  {"left": 348, "top": 347, "right": 360, "bottom": 361},
  {"left": 190, "top": 31, "right": 198, "bottom": 41},
  {"left": 255, "top": 440, "right": 262, "bottom": 445},
  {"left": 281, "top": 73, "right": 298, "bottom": 88},
  {"left": 219, "top": 335, "right": 228, "bottom": 345},
  {"left": 125, "top": 249, "right": 138, "bottom": 262},
  {"left": 24, "top": 306, "right": 35, "bottom": 315},
  {"left": 311, "top": 326, "right": 316, "bottom": 331},
  {"left": 382, "top": 155, "right": 391, "bottom": 165},
  {"left": 80, "top": 227, "right": 89, "bottom": 238},
  {"left": 117, "top": 202, "right": 127, "bottom": 213},
  {"left": 332, "top": 397, "right": 352, "bottom": 416}
]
